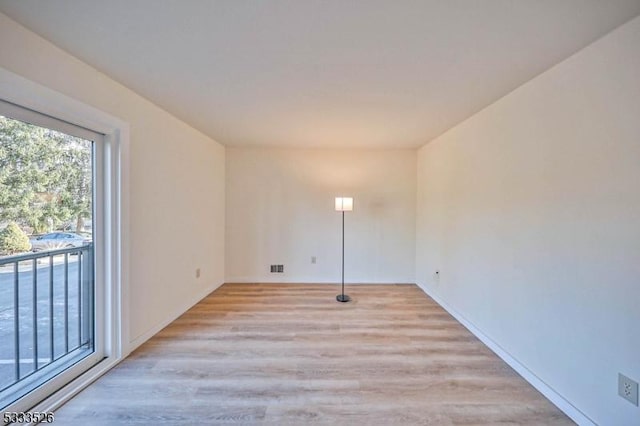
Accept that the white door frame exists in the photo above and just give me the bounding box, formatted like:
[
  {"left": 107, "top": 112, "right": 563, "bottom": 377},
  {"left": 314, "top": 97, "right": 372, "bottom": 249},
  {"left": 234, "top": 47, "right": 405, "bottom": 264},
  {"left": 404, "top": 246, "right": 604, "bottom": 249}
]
[{"left": 0, "top": 67, "right": 130, "bottom": 415}]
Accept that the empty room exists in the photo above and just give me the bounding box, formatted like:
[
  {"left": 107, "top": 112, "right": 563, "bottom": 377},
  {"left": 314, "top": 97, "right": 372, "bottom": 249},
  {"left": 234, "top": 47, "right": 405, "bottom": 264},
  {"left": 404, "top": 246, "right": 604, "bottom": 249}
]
[{"left": 0, "top": 1, "right": 639, "bottom": 425}]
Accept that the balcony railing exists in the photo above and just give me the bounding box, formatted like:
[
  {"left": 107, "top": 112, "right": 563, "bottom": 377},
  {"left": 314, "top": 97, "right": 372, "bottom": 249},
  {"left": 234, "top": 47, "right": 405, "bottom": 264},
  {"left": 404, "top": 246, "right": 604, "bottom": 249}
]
[{"left": 0, "top": 244, "right": 94, "bottom": 408}]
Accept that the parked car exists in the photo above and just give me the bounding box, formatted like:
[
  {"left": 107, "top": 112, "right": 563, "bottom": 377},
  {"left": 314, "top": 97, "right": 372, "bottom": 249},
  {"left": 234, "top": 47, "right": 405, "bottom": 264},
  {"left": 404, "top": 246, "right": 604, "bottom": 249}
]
[{"left": 30, "top": 232, "right": 91, "bottom": 252}]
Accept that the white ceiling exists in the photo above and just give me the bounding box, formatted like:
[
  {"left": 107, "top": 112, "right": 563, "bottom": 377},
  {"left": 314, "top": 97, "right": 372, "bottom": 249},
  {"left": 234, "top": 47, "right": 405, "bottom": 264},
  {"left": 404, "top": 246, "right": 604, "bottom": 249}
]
[{"left": 1, "top": 1, "right": 639, "bottom": 148}]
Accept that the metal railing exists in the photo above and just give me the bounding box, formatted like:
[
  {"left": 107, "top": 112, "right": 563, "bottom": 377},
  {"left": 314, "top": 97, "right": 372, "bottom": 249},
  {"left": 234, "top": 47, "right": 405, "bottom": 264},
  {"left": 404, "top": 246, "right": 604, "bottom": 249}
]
[{"left": 0, "top": 244, "right": 94, "bottom": 394}]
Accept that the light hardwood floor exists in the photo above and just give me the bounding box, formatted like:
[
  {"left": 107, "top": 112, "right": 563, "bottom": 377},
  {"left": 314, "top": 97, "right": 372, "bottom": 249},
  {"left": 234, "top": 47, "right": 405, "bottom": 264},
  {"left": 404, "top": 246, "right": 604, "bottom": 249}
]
[{"left": 54, "top": 284, "right": 573, "bottom": 425}]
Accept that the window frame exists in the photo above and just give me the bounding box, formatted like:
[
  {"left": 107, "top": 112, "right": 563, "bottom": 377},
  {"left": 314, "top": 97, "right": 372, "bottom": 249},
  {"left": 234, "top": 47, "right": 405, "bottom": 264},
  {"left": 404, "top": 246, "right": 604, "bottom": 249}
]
[
  {"left": 0, "top": 68, "right": 129, "bottom": 414},
  {"left": 0, "top": 100, "right": 104, "bottom": 411}
]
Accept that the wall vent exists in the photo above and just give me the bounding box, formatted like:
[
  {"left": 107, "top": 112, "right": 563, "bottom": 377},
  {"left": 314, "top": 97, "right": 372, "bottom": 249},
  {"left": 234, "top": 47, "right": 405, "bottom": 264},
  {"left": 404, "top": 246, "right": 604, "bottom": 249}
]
[{"left": 270, "top": 265, "right": 284, "bottom": 273}]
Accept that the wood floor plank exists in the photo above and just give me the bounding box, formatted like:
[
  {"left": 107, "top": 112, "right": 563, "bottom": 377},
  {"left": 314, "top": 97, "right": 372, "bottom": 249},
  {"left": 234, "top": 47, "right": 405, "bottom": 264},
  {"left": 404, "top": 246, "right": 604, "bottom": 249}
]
[{"left": 52, "top": 283, "right": 573, "bottom": 425}]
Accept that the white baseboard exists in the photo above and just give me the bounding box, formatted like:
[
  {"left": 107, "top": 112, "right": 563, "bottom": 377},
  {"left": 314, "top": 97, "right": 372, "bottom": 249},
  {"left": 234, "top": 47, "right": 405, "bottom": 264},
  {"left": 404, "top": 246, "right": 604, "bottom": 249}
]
[
  {"left": 416, "top": 283, "right": 595, "bottom": 426},
  {"left": 224, "top": 277, "right": 412, "bottom": 285},
  {"left": 127, "top": 281, "right": 223, "bottom": 352}
]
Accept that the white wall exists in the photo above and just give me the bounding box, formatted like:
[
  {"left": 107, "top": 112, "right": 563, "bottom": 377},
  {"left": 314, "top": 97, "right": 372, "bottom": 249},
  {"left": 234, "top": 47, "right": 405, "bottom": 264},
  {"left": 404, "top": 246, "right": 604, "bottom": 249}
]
[
  {"left": 226, "top": 148, "right": 416, "bottom": 284},
  {"left": 0, "top": 13, "right": 226, "bottom": 351},
  {"left": 416, "top": 16, "right": 640, "bottom": 425}
]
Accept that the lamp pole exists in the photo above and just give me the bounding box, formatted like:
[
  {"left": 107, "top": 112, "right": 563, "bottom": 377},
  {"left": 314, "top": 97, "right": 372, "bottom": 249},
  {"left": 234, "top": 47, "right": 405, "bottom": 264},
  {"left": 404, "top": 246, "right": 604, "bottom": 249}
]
[
  {"left": 341, "top": 210, "right": 345, "bottom": 297},
  {"left": 336, "top": 202, "right": 351, "bottom": 303}
]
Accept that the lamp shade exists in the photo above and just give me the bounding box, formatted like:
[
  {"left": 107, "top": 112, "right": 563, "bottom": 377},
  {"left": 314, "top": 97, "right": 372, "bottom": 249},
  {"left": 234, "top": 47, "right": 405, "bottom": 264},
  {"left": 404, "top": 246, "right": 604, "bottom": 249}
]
[{"left": 335, "top": 197, "right": 353, "bottom": 212}]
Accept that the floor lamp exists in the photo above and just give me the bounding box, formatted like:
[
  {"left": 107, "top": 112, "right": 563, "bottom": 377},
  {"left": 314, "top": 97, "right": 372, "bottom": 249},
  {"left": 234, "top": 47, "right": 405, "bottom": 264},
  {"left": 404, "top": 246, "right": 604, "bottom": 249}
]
[{"left": 335, "top": 197, "right": 353, "bottom": 302}]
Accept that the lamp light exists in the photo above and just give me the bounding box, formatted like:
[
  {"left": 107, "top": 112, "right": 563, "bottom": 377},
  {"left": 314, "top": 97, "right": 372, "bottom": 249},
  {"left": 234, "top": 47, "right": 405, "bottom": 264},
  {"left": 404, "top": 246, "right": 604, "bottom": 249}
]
[
  {"left": 335, "top": 197, "right": 353, "bottom": 212},
  {"left": 335, "top": 197, "right": 353, "bottom": 302}
]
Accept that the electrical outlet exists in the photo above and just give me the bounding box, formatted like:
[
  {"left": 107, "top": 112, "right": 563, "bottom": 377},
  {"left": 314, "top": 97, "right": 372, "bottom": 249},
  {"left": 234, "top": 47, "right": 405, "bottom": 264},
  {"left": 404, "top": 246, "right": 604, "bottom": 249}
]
[
  {"left": 311, "top": 256, "right": 316, "bottom": 264},
  {"left": 195, "top": 268, "right": 201, "bottom": 278},
  {"left": 277, "top": 264, "right": 284, "bottom": 273},
  {"left": 270, "top": 265, "right": 277, "bottom": 273},
  {"left": 618, "top": 373, "right": 639, "bottom": 406}
]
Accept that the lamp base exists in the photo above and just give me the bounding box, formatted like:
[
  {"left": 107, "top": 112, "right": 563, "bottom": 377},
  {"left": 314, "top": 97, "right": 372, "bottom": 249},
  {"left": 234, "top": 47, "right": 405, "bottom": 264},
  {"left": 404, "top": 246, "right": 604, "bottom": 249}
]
[{"left": 336, "top": 294, "right": 351, "bottom": 303}]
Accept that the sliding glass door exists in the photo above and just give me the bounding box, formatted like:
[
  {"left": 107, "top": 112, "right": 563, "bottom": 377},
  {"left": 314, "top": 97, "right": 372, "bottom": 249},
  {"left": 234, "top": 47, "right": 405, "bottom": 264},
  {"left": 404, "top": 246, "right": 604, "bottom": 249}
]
[{"left": 0, "top": 100, "right": 105, "bottom": 413}]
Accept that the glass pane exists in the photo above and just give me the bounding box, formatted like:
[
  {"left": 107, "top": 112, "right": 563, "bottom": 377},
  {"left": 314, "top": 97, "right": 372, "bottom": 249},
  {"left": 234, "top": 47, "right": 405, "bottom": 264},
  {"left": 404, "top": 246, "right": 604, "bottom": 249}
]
[{"left": 0, "top": 114, "right": 95, "bottom": 409}]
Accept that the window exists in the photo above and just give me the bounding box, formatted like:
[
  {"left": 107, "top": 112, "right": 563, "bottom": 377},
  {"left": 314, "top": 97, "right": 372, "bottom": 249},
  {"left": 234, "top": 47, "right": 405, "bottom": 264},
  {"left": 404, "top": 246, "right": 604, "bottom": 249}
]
[
  {"left": 0, "top": 81, "right": 126, "bottom": 414},
  {"left": 0, "top": 102, "right": 103, "bottom": 412}
]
